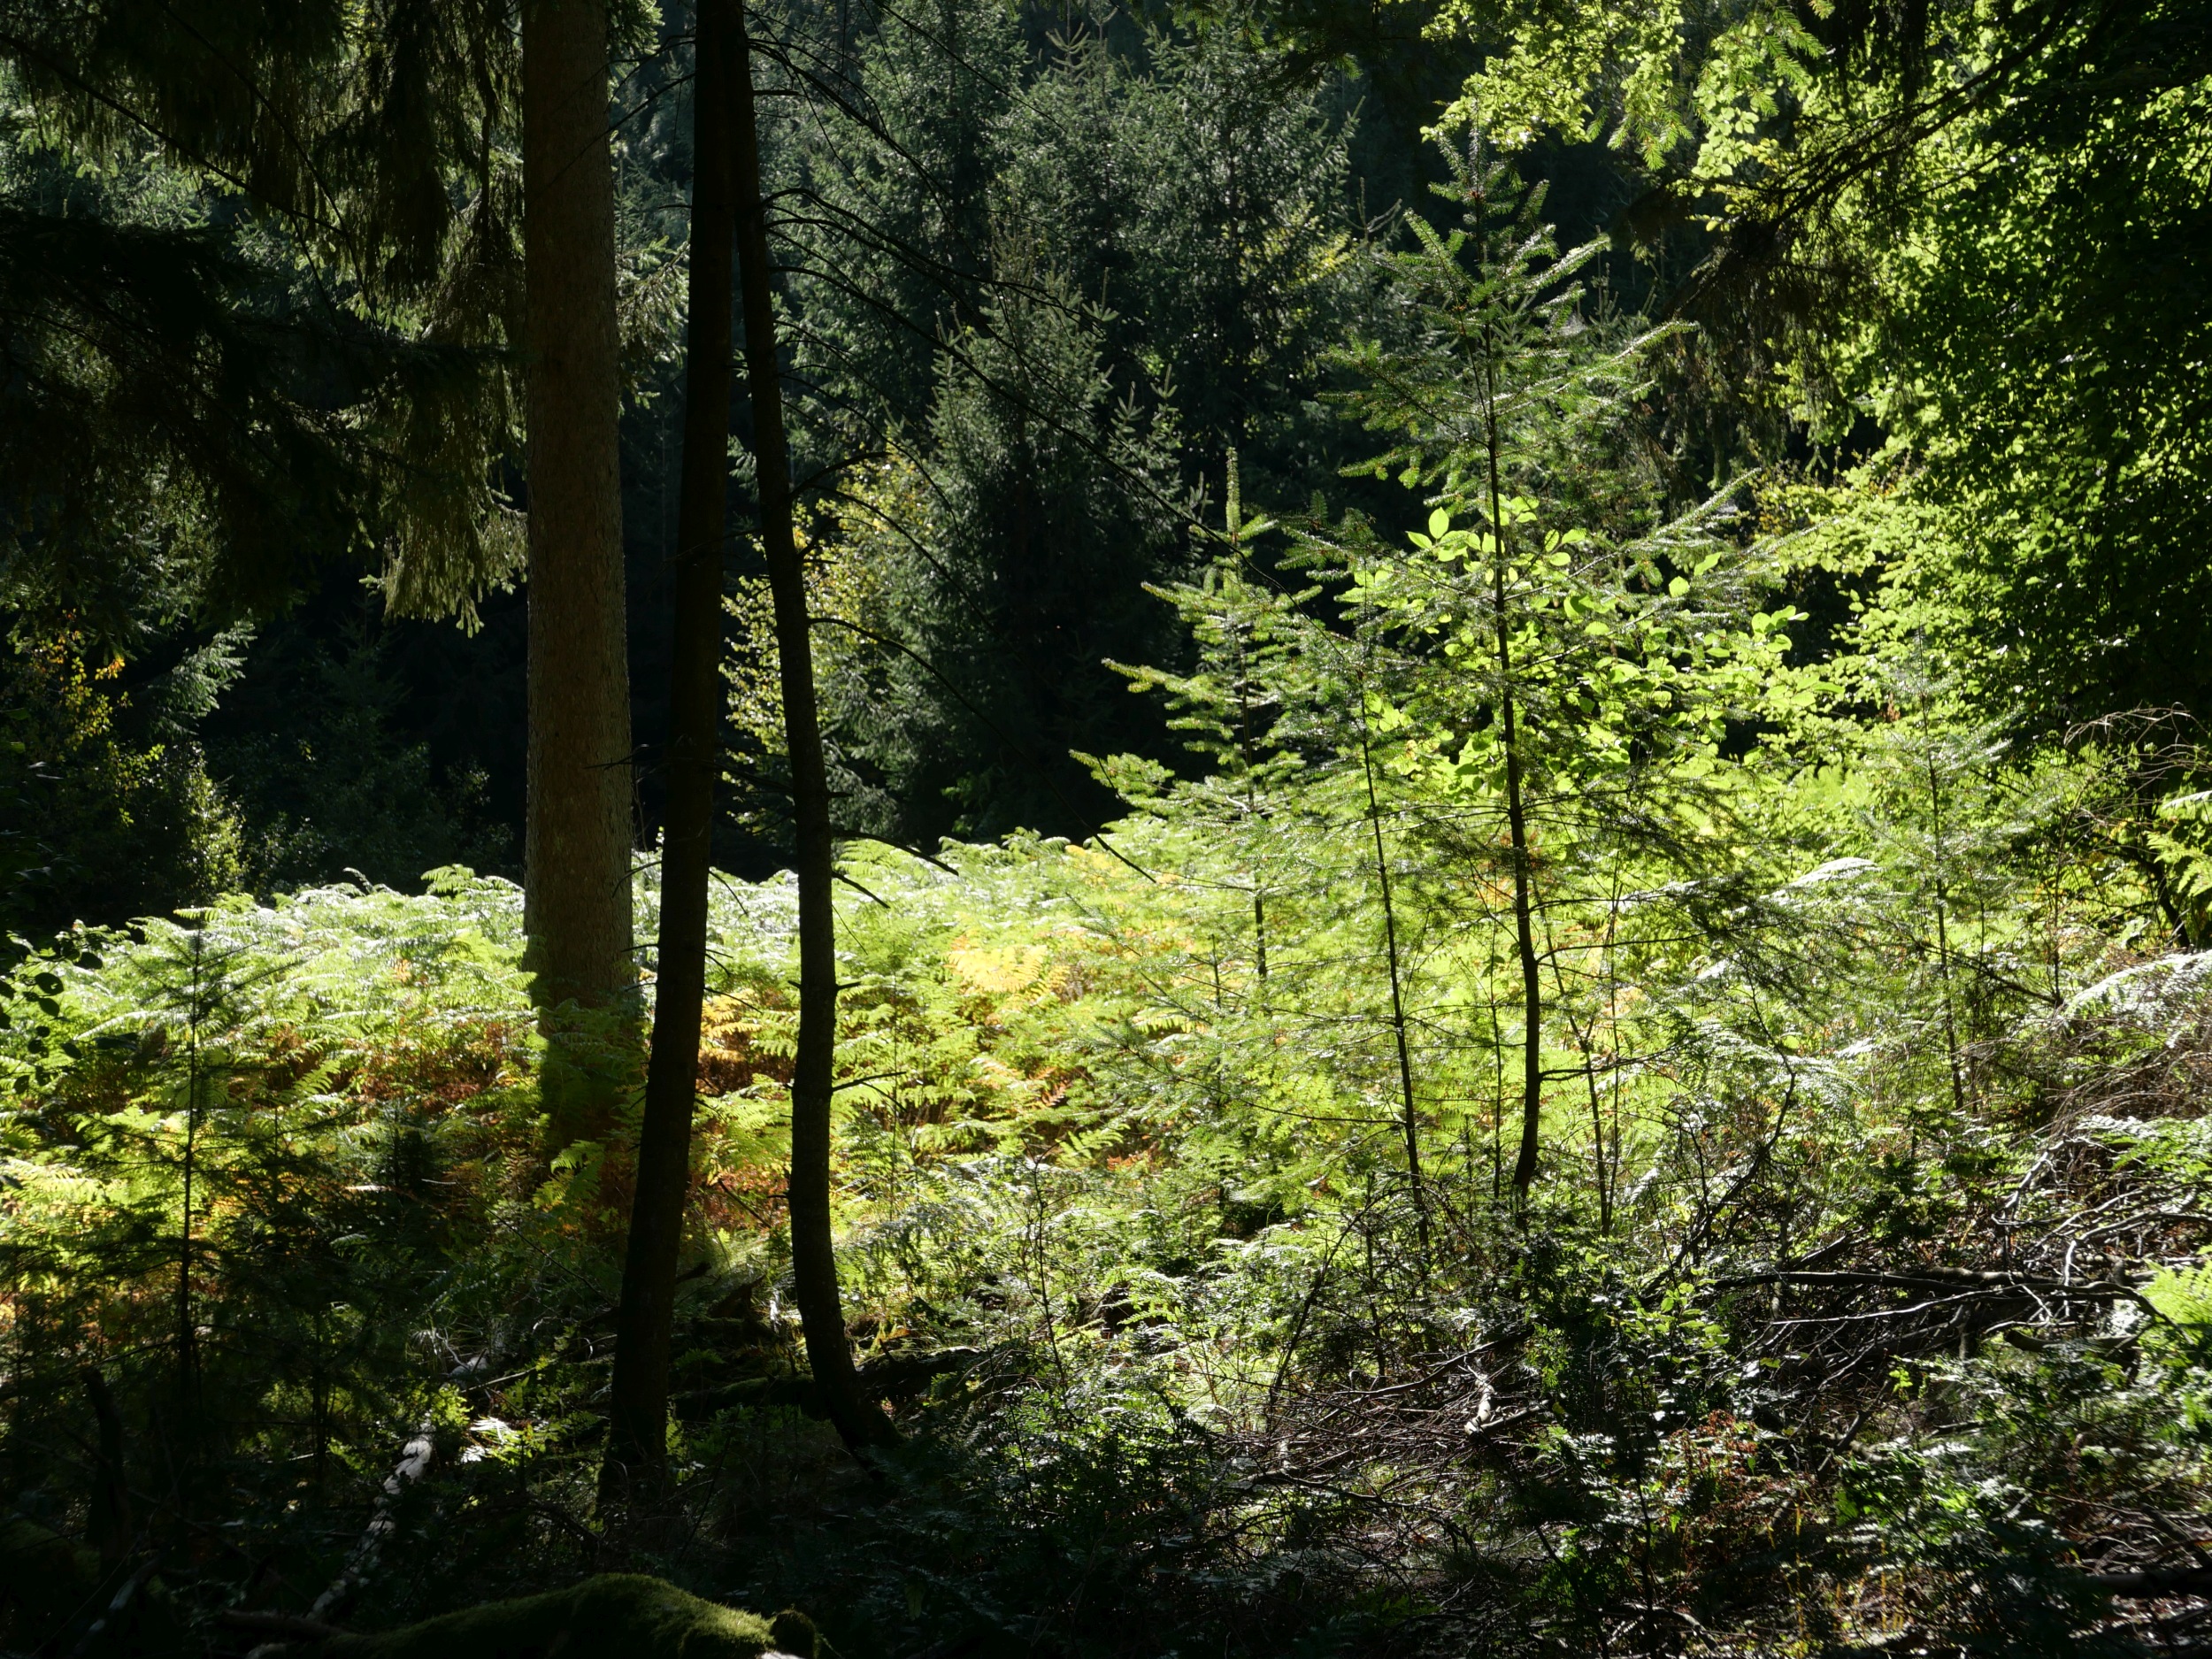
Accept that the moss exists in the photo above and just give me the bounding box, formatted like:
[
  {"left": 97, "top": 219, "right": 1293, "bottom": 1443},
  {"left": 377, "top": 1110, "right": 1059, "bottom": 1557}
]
[{"left": 306, "top": 1575, "right": 781, "bottom": 1659}]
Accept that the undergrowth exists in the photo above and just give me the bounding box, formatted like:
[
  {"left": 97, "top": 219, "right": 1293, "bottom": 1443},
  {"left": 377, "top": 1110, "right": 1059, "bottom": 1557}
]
[{"left": 8, "top": 703, "right": 2212, "bottom": 1656}]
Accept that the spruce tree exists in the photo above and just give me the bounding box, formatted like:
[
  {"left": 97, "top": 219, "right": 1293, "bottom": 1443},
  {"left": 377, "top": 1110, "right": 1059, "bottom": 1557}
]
[
  {"left": 0, "top": 4, "right": 639, "bottom": 1047},
  {"left": 1322, "top": 142, "right": 1792, "bottom": 1199},
  {"left": 772, "top": 4, "right": 1371, "bottom": 843}
]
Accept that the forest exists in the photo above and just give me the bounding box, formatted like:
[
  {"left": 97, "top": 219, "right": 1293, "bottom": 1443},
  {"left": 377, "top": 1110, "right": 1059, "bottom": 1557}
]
[{"left": 1, "top": 0, "right": 2209, "bottom": 1654}]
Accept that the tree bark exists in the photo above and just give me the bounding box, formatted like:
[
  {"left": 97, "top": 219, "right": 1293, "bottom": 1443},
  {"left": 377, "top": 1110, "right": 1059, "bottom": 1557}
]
[
  {"left": 521, "top": 0, "right": 634, "bottom": 1074},
  {"left": 603, "top": 0, "right": 735, "bottom": 1500},
  {"left": 729, "top": 0, "right": 892, "bottom": 1453},
  {"left": 81, "top": 1367, "right": 131, "bottom": 1566}
]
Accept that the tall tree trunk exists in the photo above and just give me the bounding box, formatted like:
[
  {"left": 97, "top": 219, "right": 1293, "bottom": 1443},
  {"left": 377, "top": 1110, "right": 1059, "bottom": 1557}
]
[
  {"left": 521, "top": 0, "right": 634, "bottom": 1096},
  {"left": 603, "top": 0, "right": 735, "bottom": 1501},
  {"left": 729, "top": 0, "right": 892, "bottom": 1454}
]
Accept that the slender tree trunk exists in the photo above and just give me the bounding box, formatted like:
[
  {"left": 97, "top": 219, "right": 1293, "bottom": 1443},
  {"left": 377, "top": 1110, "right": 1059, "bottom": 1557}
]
[
  {"left": 1226, "top": 452, "right": 1270, "bottom": 993},
  {"left": 603, "top": 0, "right": 735, "bottom": 1500},
  {"left": 1920, "top": 695, "right": 1970, "bottom": 1118},
  {"left": 1542, "top": 916, "right": 1611, "bottom": 1232},
  {"left": 1485, "top": 361, "right": 1543, "bottom": 1201},
  {"left": 177, "top": 928, "right": 201, "bottom": 1411},
  {"left": 729, "top": 0, "right": 891, "bottom": 1453},
  {"left": 522, "top": 0, "right": 634, "bottom": 1083},
  {"left": 1360, "top": 727, "right": 1429, "bottom": 1251},
  {"left": 1354, "top": 577, "right": 1429, "bottom": 1254}
]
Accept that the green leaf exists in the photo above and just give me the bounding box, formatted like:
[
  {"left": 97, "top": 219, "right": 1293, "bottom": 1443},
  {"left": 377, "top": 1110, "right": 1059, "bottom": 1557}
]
[{"left": 2144, "top": 1265, "right": 2212, "bottom": 1325}]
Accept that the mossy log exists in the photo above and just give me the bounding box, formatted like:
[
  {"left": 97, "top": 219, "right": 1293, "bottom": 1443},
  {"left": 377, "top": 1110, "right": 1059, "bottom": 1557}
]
[{"left": 298, "top": 1575, "right": 814, "bottom": 1659}]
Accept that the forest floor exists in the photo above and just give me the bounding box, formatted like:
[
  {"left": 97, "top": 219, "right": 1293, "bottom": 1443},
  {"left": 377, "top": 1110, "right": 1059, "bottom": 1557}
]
[{"left": 6, "top": 830, "right": 2212, "bottom": 1659}]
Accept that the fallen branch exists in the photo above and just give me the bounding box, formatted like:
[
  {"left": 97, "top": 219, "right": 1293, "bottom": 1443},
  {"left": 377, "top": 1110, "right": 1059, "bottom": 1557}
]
[
  {"left": 2088, "top": 1563, "right": 2212, "bottom": 1598},
  {"left": 310, "top": 1417, "right": 435, "bottom": 1621},
  {"left": 1710, "top": 1266, "right": 2163, "bottom": 1326},
  {"left": 1713, "top": 1267, "right": 2142, "bottom": 1296}
]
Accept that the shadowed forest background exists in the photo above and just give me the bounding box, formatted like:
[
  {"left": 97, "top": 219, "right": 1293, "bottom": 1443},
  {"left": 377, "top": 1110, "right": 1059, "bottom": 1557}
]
[{"left": 4, "top": 0, "right": 2212, "bottom": 1655}]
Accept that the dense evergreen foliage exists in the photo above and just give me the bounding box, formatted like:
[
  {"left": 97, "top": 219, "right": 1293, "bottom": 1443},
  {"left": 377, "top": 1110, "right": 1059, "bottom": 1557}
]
[{"left": 5, "top": 0, "right": 2212, "bottom": 1654}]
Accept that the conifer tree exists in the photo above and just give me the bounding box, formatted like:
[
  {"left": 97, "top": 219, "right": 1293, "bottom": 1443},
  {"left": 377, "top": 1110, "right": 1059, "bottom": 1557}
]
[
  {"left": 1310, "top": 141, "right": 1790, "bottom": 1201},
  {"left": 774, "top": 4, "right": 1368, "bottom": 843},
  {"left": 0, "top": 1, "right": 641, "bottom": 1058},
  {"left": 0, "top": 5, "right": 518, "bottom": 632},
  {"left": 1101, "top": 457, "right": 1310, "bottom": 995}
]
